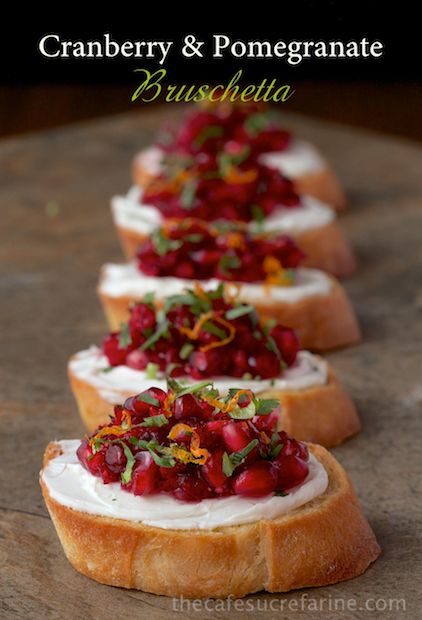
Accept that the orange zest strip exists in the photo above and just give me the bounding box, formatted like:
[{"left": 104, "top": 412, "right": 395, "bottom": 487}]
[
  {"left": 168, "top": 423, "right": 209, "bottom": 464},
  {"left": 202, "top": 388, "right": 253, "bottom": 414},
  {"left": 90, "top": 410, "right": 132, "bottom": 444},
  {"left": 225, "top": 232, "right": 246, "bottom": 250},
  {"left": 179, "top": 310, "right": 215, "bottom": 340},
  {"left": 224, "top": 165, "right": 258, "bottom": 185},
  {"left": 200, "top": 315, "right": 236, "bottom": 352},
  {"left": 263, "top": 256, "right": 294, "bottom": 287}
]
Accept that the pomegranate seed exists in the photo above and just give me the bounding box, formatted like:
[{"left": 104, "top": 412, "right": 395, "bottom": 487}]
[
  {"left": 233, "top": 461, "right": 278, "bottom": 497},
  {"left": 125, "top": 349, "right": 149, "bottom": 370},
  {"left": 103, "top": 333, "right": 128, "bottom": 366},
  {"left": 131, "top": 452, "right": 158, "bottom": 495},
  {"left": 222, "top": 422, "right": 251, "bottom": 453},
  {"left": 274, "top": 455, "right": 309, "bottom": 490},
  {"left": 105, "top": 444, "right": 126, "bottom": 473},
  {"left": 173, "top": 394, "right": 200, "bottom": 420},
  {"left": 201, "top": 450, "right": 227, "bottom": 491},
  {"left": 270, "top": 326, "right": 300, "bottom": 366}
]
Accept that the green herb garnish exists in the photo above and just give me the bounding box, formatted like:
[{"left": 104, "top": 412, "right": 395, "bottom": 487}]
[
  {"left": 140, "top": 414, "right": 169, "bottom": 428},
  {"left": 218, "top": 254, "right": 241, "bottom": 275},
  {"left": 193, "top": 125, "right": 224, "bottom": 148},
  {"left": 120, "top": 443, "right": 135, "bottom": 484},
  {"left": 179, "top": 343, "right": 194, "bottom": 360},
  {"left": 222, "top": 439, "right": 259, "bottom": 477},
  {"left": 140, "top": 321, "right": 170, "bottom": 351},
  {"left": 136, "top": 393, "right": 161, "bottom": 407},
  {"left": 225, "top": 305, "right": 255, "bottom": 320},
  {"left": 145, "top": 362, "right": 159, "bottom": 379},
  {"left": 118, "top": 322, "right": 132, "bottom": 348}
]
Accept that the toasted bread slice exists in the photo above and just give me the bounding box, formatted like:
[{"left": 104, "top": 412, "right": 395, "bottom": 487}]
[{"left": 40, "top": 443, "right": 379, "bottom": 598}]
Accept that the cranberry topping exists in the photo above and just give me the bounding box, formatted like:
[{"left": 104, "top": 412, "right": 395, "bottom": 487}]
[
  {"left": 136, "top": 220, "right": 304, "bottom": 282},
  {"left": 158, "top": 103, "right": 291, "bottom": 158},
  {"left": 78, "top": 383, "right": 310, "bottom": 501},
  {"left": 102, "top": 285, "right": 300, "bottom": 381},
  {"left": 143, "top": 156, "right": 299, "bottom": 223}
]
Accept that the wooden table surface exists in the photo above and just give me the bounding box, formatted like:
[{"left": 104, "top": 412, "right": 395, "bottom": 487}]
[{"left": 1, "top": 108, "right": 421, "bottom": 619}]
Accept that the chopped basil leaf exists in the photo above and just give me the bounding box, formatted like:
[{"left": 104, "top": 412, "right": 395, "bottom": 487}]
[
  {"left": 180, "top": 179, "right": 198, "bottom": 209},
  {"left": 244, "top": 112, "right": 270, "bottom": 136},
  {"left": 142, "top": 292, "right": 156, "bottom": 306},
  {"left": 136, "top": 392, "right": 160, "bottom": 407},
  {"left": 217, "top": 146, "right": 251, "bottom": 177},
  {"left": 140, "top": 321, "right": 169, "bottom": 351},
  {"left": 225, "top": 305, "right": 255, "bottom": 320},
  {"left": 274, "top": 490, "right": 289, "bottom": 497},
  {"left": 184, "top": 233, "right": 204, "bottom": 243},
  {"left": 222, "top": 439, "right": 259, "bottom": 477},
  {"left": 145, "top": 362, "right": 159, "bottom": 379},
  {"left": 218, "top": 253, "right": 241, "bottom": 275},
  {"left": 118, "top": 322, "right": 132, "bottom": 348},
  {"left": 101, "top": 366, "right": 114, "bottom": 373},
  {"left": 251, "top": 204, "right": 265, "bottom": 223},
  {"left": 193, "top": 124, "right": 224, "bottom": 148},
  {"left": 152, "top": 229, "right": 183, "bottom": 256},
  {"left": 255, "top": 398, "right": 280, "bottom": 416},
  {"left": 179, "top": 343, "right": 194, "bottom": 360},
  {"left": 140, "top": 414, "right": 169, "bottom": 428},
  {"left": 269, "top": 442, "right": 283, "bottom": 458},
  {"left": 202, "top": 321, "right": 227, "bottom": 340},
  {"left": 120, "top": 443, "right": 135, "bottom": 484}
]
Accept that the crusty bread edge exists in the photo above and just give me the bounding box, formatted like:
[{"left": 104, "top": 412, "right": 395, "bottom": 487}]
[
  {"left": 40, "top": 442, "right": 379, "bottom": 597},
  {"left": 68, "top": 360, "right": 360, "bottom": 447}
]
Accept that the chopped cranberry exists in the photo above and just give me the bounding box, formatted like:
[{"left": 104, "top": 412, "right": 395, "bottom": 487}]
[
  {"left": 250, "top": 352, "right": 280, "bottom": 378},
  {"left": 103, "top": 333, "right": 128, "bottom": 366},
  {"left": 130, "top": 452, "right": 158, "bottom": 495},
  {"left": 129, "top": 303, "right": 156, "bottom": 333},
  {"left": 233, "top": 461, "right": 278, "bottom": 497},
  {"left": 270, "top": 325, "right": 300, "bottom": 366},
  {"left": 190, "top": 349, "right": 226, "bottom": 377},
  {"left": 274, "top": 455, "right": 309, "bottom": 490}
]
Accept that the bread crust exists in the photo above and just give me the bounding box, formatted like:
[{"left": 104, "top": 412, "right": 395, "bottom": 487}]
[
  {"left": 68, "top": 361, "right": 360, "bottom": 446},
  {"left": 293, "top": 166, "right": 347, "bottom": 211},
  {"left": 132, "top": 151, "right": 347, "bottom": 212},
  {"left": 114, "top": 220, "right": 356, "bottom": 278},
  {"left": 97, "top": 275, "right": 361, "bottom": 352},
  {"left": 40, "top": 443, "right": 380, "bottom": 598}
]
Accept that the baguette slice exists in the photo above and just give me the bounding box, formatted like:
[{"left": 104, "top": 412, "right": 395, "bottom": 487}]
[
  {"left": 68, "top": 361, "right": 360, "bottom": 447},
  {"left": 40, "top": 443, "right": 380, "bottom": 598},
  {"left": 97, "top": 273, "right": 361, "bottom": 352},
  {"left": 114, "top": 220, "right": 356, "bottom": 278}
]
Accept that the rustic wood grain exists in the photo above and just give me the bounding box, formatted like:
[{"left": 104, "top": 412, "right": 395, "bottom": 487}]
[{"left": 0, "top": 107, "right": 421, "bottom": 619}]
